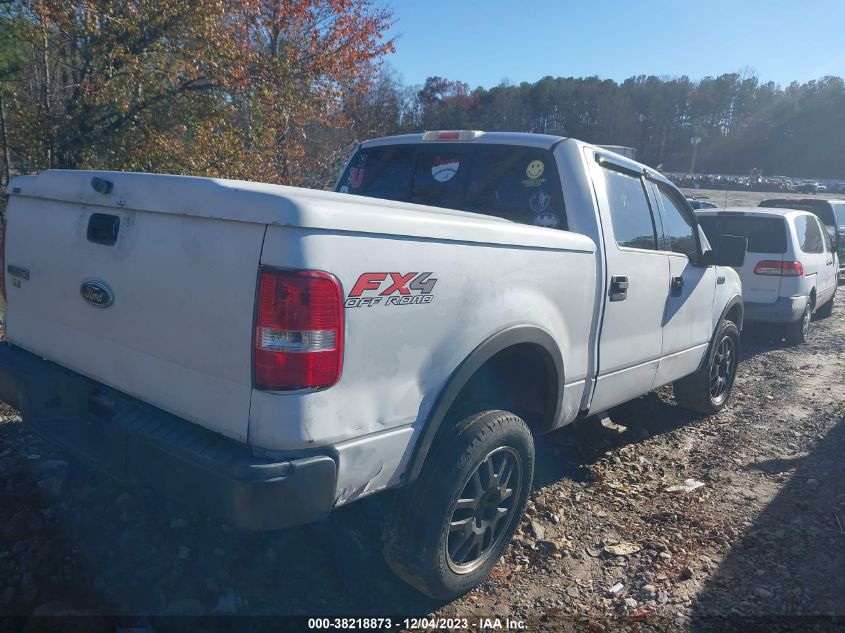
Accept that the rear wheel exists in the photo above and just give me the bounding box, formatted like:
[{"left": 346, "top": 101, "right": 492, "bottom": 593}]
[
  {"left": 785, "top": 302, "right": 811, "bottom": 344},
  {"left": 674, "top": 320, "right": 740, "bottom": 415},
  {"left": 382, "top": 410, "right": 534, "bottom": 599}
]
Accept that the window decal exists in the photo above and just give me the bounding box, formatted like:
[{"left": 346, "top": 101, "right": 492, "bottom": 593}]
[
  {"left": 525, "top": 160, "right": 545, "bottom": 180},
  {"left": 431, "top": 156, "right": 460, "bottom": 182},
  {"left": 533, "top": 212, "right": 560, "bottom": 228},
  {"left": 529, "top": 191, "right": 551, "bottom": 213}
]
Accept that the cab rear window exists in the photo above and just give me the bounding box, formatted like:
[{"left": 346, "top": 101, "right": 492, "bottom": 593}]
[
  {"left": 337, "top": 144, "right": 567, "bottom": 230},
  {"left": 698, "top": 215, "right": 787, "bottom": 254}
]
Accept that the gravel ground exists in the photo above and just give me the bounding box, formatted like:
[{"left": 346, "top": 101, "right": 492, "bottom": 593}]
[{"left": 1, "top": 190, "right": 844, "bottom": 631}]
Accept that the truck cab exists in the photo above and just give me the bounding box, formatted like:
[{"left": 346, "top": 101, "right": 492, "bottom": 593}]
[{"left": 335, "top": 131, "right": 746, "bottom": 414}]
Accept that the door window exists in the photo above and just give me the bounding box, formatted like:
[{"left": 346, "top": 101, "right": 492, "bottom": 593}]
[
  {"left": 657, "top": 186, "right": 698, "bottom": 259},
  {"left": 603, "top": 168, "right": 657, "bottom": 250},
  {"left": 795, "top": 215, "right": 824, "bottom": 253},
  {"left": 820, "top": 219, "right": 833, "bottom": 253}
]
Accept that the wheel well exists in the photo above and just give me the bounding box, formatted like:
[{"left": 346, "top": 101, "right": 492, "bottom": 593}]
[
  {"left": 445, "top": 343, "right": 559, "bottom": 435},
  {"left": 809, "top": 288, "right": 817, "bottom": 309},
  {"left": 725, "top": 303, "right": 742, "bottom": 327}
]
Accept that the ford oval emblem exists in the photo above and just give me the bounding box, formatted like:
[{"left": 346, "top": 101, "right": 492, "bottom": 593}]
[{"left": 80, "top": 279, "right": 114, "bottom": 308}]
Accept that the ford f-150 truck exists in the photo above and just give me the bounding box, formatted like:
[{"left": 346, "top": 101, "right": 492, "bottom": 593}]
[{"left": 0, "top": 131, "right": 747, "bottom": 599}]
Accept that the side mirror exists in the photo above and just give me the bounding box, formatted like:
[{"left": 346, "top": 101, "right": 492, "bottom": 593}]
[{"left": 709, "top": 234, "right": 747, "bottom": 267}]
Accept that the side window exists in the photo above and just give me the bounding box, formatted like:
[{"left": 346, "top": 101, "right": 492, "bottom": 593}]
[
  {"left": 820, "top": 219, "right": 833, "bottom": 253},
  {"left": 796, "top": 215, "right": 824, "bottom": 253},
  {"left": 657, "top": 186, "right": 698, "bottom": 259},
  {"left": 603, "top": 168, "right": 657, "bottom": 250}
]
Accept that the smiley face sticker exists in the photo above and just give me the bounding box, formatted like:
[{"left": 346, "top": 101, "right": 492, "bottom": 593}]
[{"left": 526, "top": 160, "right": 545, "bottom": 180}]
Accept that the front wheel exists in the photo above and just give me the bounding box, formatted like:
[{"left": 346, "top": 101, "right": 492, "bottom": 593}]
[
  {"left": 674, "top": 320, "right": 740, "bottom": 414},
  {"left": 382, "top": 410, "right": 534, "bottom": 599}
]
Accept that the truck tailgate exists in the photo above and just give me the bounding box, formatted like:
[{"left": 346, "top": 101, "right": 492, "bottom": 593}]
[{"left": 5, "top": 190, "right": 265, "bottom": 442}]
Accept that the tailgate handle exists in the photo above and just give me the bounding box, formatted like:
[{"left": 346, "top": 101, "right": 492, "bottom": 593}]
[{"left": 87, "top": 213, "right": 120, "bottom": 246}]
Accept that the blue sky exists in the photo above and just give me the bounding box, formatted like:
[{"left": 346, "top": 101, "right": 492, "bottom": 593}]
[{"left": 384, "top": 0, "right": 845, "bottom": 88}]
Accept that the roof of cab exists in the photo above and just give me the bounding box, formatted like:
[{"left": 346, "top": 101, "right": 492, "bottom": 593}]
[
  {"left": 360, "top": 131, "right": 567, "bottom": 150},
  {"left": 358, "top": 131, "right": 673, "bottom": 187}
]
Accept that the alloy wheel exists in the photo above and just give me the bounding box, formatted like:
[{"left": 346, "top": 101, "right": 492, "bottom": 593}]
[
  {"left": 446, "top": 446, "right": 523, "bottom": 574},
  {"left": 709, "top": 335, "right": 736, "bottom": 404}
]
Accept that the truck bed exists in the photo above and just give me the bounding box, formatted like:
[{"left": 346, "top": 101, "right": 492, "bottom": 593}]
[{"left": 5, "top": 170, "right": 595, "bottom": 446}]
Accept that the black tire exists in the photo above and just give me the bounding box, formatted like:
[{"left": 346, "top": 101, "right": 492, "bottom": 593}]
[
  {"left": 382, "top": 410, "right": 534, "bottom": 599},
  {"left": 815, "top": 293, "right": 834, "bottom": 319},
  {"left": 785, "top": 302, "right": 811, "bottom": 344},
  {"left": 673, "top": 320, "right": 740, "bottom": 415}
]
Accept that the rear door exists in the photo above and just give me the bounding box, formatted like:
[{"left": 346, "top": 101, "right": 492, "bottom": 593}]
[
  {"left": 813, "top": 216, "right": 837, "bottom": 301},
  {"left": 588, "top": 157, "right": 670, "bottom": 412},
  {"left": 794, "top": 213, "right": 823, "bottom": 291},
  {"left": 697, "top": 213, "right": 788, "bottom": 304},
  {"left": 650, "top": 182, "right": 715, "bottom": 385}
]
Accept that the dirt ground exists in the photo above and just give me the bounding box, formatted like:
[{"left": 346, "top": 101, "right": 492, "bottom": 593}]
[{"left": 1, "top": 189, "right": 844, "bottom": 631}]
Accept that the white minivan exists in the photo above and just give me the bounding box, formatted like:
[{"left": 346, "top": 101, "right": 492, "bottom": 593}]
[{"left": 697, "top": 207, "right": 838, "bottom": 344}]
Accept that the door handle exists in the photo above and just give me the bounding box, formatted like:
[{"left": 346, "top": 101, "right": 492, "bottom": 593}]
[
  {"left": 671, "top": 275, "right": 684, "bottom": 296},
  {"left": 609, "top": 275, "right": 629, "bottom": 301}
]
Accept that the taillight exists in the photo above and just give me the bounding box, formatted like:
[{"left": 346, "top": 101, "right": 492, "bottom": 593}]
[
  {"left": 253, "top": 267, "right": 344, "bottom": 391},
  {"left": 753, "top": 260, "right": 804, "bottom": 276}
]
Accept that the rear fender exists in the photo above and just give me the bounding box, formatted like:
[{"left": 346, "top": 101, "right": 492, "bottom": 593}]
[{"left": 404, "top": 325, "right": 563, "bottom": 483}]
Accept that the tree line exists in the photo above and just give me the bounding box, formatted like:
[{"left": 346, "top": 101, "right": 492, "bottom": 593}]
[
  {"left": 370, "top": 72, "right": 845, "bottom": 181},
  {"left": 1, "top": 1, "right": 843, "bottom": 194}
]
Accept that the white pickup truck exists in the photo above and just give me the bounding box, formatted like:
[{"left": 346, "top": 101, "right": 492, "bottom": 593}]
[{"left": 0, "top": 131, "right": 747, "bottom": 599}]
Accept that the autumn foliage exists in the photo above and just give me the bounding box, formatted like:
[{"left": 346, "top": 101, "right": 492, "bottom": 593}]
[{"left": 0, "top": 0, "right": 394, "bottom": 186}]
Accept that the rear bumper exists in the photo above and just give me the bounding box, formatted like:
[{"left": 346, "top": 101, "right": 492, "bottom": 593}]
[
  {"left": 744, "top": 296, "right": 808, "bottom": 324},
  {"left": 0, "top": 342, "right": 337, "bottom": 531}
]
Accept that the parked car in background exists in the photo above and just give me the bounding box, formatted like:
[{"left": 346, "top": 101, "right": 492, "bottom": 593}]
[
  {"left": 697, "top": 208, "right": 838, "bottom": 344},
  {"left": 686, "top": 197, "right": 718, "bottom": 210},
  {"left": 796, "top": 181, "right": 822, "bottom": 194},
  {"left": 759, "top": 198, "right": 845, "bottom": 273}
]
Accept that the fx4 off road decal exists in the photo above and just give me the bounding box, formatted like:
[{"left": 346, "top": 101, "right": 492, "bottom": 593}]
[{"left": 346, "top": 272, "right": 437, "bottom": 308}]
